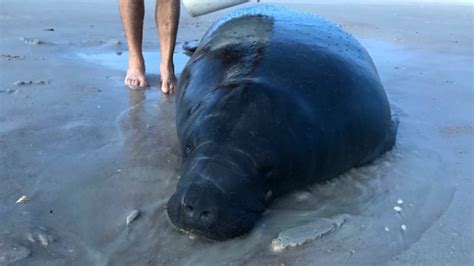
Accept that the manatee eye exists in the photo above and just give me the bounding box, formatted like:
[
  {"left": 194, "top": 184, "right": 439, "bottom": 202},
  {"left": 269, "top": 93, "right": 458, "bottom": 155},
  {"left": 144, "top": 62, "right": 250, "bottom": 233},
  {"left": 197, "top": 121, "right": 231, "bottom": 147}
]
[
  {"left": 259, "top": 167, "right": 273, "bottom": 179},
  {"left": 184, "top": 145, "right": 193, "bottom": 158},
  {"left": 264, "top": 169, "right": 273, "bottom": 178}
]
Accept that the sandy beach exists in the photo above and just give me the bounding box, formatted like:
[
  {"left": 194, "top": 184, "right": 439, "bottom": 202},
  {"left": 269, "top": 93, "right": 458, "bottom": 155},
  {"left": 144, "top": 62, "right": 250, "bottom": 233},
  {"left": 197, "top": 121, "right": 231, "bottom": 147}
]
[{"left": 0, "top": 0, "right": 472, "bottom": 265}]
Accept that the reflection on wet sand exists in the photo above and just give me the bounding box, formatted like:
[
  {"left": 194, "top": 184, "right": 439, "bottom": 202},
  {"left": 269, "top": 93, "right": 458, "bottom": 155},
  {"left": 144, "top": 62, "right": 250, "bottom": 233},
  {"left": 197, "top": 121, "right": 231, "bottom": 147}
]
[{"left": 121, "top": 90, "right": 180, "bottom": 170}]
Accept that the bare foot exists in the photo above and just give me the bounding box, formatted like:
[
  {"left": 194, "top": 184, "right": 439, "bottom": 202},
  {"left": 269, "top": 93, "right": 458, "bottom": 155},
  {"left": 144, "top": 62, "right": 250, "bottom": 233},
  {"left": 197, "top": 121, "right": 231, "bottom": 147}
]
[
  {"left": 160, "top": 63, "right": 177, "bottom": 94},
  {"left": 124, "top": 60, "right": 148, "bottom": 89}
]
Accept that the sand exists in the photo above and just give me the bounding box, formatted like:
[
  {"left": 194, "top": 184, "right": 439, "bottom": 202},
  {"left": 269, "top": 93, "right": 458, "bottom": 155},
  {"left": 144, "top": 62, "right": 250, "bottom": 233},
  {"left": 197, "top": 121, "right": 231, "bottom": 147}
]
[{"left": 0, "top": 0, "right": 472, "bottom": 265}]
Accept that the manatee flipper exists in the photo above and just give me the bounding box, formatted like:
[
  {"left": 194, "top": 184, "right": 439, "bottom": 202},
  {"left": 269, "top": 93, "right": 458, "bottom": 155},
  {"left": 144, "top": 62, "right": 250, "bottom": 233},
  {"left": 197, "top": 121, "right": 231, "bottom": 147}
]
[
  {"left": 182, "top": 40, "right": 199, "bottom": 56},
  {"left": 356, "top": 115, "right": 399, "bottom": 167}
]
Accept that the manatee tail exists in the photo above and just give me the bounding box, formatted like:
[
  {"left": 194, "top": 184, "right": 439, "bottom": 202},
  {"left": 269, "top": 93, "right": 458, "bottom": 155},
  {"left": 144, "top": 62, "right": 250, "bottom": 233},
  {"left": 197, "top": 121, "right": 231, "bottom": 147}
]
[{"left": 356, "top": 115, "right": 400, "bottom": 167}]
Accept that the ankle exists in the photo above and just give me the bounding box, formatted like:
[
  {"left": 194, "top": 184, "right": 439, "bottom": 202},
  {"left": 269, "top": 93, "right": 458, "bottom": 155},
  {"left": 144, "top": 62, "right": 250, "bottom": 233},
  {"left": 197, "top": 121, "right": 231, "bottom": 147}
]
[
  {"left": 161, "top": 60, "right": 175, "bottom": 71},
  {"left": 129, "top": 53, "right": 145, "bottom": 70}
]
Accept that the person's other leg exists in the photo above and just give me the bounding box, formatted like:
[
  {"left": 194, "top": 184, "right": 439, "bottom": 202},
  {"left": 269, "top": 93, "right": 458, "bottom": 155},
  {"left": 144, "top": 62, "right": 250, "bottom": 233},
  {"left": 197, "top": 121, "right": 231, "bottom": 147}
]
[
  {"left": 119, "top": 0, "right": 148, "bottom": 88},
  {"left": 156, "top": 0, "right": 180, "bottom": 94}
]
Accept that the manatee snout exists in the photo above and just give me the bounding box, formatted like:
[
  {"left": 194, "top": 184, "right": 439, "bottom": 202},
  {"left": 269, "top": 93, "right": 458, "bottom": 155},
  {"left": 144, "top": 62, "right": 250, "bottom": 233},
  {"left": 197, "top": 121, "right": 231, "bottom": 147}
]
[
  {"left": 167, "top": 182, "right": 222, "bottom": 233},
  {"left": 167, "top": 157, "right": 266, "bottom": 240}
]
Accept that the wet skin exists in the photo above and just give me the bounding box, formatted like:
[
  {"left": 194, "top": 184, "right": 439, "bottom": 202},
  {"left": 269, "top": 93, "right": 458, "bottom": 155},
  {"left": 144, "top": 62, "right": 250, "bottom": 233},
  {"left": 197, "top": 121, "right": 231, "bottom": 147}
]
[{"left": 167, "top": 5, "right": 398, "bottom": 240}]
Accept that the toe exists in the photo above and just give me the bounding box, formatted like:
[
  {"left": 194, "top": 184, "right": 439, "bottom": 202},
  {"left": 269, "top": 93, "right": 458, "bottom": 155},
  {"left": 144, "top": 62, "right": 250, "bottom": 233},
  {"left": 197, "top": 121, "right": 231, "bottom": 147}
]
[
  {"left": 139, "top": 78, "right": 148, "bottom": 88},
  {"left": 168, "top": 79, "right": 177, "bottom": 93},
  {"left": 161, "top": 83, "right": 170, "bottom": 94}
]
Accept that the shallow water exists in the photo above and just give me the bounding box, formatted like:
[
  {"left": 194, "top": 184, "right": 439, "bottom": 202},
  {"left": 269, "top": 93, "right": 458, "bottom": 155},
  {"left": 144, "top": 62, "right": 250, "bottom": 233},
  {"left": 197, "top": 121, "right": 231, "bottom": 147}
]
[
  {"left": 0, "top": 39, "right": 462, "bottom": 265},
  {"left": 77, "top": 51, "right": 191, "bottom": 75},
  {"left": 104, "top": 93, "right": 454, "bottom": 266}
]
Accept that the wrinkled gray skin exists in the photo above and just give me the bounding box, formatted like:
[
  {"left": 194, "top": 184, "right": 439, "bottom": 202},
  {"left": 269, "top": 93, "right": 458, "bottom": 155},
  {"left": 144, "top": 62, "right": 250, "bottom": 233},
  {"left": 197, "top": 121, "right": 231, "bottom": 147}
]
[{"left": 167, "top": 5, "right": 398, "bottom": 240}]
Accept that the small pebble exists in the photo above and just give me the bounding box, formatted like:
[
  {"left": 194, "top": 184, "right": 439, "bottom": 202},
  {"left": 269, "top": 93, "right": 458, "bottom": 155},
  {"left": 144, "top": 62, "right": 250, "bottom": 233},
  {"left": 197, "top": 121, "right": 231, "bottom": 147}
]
[
  {"left": 401, "top": 224, "right": 407, "bottom": 231},
  {"left": 36, "top": 80, "right": 49, "bottom": 85},
  {"left": 393, "top": 206, "right": 402, "bottom": 212},
  {"left": 43, "top": 28, "right": 54, "bottom": 31},
  {"left": 25, "top": 233, "right": 35, "bottom": 243},
  {"left": 126, "top": 209, "right": 140, "bottom": 225},
  {"left": 14, "top": 80, "right": 49, "bottom": 86},
  {"left": 38, "top": 233, "right": 49, "bottom": 246},
  {"left": 397, "top": 199, "right": 404, "bottom": 205},
  {"left": 384, "top": 227, "right": 390, "bottom": 232},
  {"left": 14, "top": 81, "right": 33, "bottom": 86},
  {"left": 188, "top": 234, "right": 196, "bottom": 240},
  {"left": 2, "top": 54, "right": 25, "bottom": 60},
  {"left": 22, "top": 38, "right": 43, "bottom": 45},
  {"left": 16, "top": 195, "right": 28, "bottom": 204},
  {"left": 116, "top": 169, "right": 122, "bottom": 173}
]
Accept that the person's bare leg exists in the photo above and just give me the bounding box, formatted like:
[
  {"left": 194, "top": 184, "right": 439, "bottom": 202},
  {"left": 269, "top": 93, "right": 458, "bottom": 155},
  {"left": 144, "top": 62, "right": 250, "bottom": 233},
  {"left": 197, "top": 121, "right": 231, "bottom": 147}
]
[
  {"left": 119, "top": 0, "right": 148, "bottom": 88},
  {"left": 156, "top": 0, "right": 179, "bottom": 94}
]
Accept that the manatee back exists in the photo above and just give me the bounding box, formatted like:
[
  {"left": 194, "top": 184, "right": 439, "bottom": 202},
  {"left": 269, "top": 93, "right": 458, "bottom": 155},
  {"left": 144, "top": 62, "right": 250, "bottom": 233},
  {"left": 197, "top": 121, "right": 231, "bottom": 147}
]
[
  {"left": 196, "top": 4, "right": 378, "bottom": 76},
  {"left": 176, "top": 5, "right": 393, "bottom": 192}
]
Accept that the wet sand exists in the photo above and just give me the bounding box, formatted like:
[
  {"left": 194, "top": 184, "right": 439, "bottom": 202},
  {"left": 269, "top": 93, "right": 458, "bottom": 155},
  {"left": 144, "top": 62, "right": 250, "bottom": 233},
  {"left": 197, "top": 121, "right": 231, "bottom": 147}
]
[{"left": 0, "top": 0, "right": 473, "bottom": 265}]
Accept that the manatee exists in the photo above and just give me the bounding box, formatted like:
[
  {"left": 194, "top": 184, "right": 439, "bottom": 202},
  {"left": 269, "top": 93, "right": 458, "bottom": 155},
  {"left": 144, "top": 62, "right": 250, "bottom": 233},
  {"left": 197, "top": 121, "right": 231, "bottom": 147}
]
[{"left": 167, "top": 5, "right": 398, "bottom": 240}]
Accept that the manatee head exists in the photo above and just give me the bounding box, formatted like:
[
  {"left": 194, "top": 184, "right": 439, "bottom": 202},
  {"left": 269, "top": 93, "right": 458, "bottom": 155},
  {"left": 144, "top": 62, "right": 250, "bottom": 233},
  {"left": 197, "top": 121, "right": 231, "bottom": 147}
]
[{"left": 166, "top": 141, "right": 268, "bottom": 240}]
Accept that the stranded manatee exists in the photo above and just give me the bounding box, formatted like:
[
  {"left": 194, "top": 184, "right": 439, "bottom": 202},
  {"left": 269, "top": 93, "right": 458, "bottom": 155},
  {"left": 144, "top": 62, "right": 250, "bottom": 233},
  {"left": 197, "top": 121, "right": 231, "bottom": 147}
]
[{"left": 167, "top": 5, "right": 398, "bottom": 240}]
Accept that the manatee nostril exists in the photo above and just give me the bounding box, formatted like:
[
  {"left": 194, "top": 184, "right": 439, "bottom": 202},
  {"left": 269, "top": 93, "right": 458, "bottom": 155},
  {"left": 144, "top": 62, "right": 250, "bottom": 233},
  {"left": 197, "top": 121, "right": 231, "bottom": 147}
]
[
  {"left": 184, "top": 204, "right": 194, "bottom": 216},
  {"left": 200, "top": 211, "right": 210, "bottom": 222}
]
